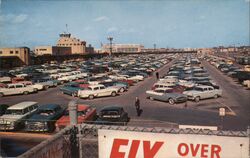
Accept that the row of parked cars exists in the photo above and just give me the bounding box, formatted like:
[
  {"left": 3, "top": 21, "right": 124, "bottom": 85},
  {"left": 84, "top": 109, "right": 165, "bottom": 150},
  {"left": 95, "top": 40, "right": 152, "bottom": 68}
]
[
  {"left": 0, "top": 101, "right": 130, "bottom": 132},
  {"left": 205, "top": 55, "right": 250, "bottom": 89},
  {"left": 58, "top": 54, "right": 173, "bottom": 99},
  {"left": 0, "top": 54, "right": 173, "bottom": 98},
  {"left": 146, "top": 55, "right": 223, "bottom": 104}
]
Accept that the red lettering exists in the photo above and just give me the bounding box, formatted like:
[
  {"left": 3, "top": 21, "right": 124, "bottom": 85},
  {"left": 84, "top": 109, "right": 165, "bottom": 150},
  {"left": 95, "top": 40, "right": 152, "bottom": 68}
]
[
  {"left": 143, "top": 141, "right": 164, "bottom": 158},
  {"left": 110, "top": 139, "right": 129, "bottom": 158},
  {"left": 190, "top": 144, "right": 200, "bottom": 157},
  {"left": 201, "top": 144, "right": 209, "bottom": 158},
  {"left": 128, "top": 140, "right": 140, "bottom": 158},
  {"left": 211, "top": 145, "right": 221, "bottom": 158},
  {"left": 178, "top": 143, "right": 189, "bottom": 156}
]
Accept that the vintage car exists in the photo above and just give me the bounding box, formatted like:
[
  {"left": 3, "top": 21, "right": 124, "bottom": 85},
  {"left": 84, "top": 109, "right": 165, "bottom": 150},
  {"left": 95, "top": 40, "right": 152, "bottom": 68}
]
[
  {"left": 95, "top": 106, "right": 130, "bottom": 125},
  {"left": 100, "top": 81, "right": 128, "bottom": 93},
  {"left": 0, "top": 83, "right": 36, "bottom": 97},
  {"left": 77, "top": 84, "right": 119, "bottom": 99},
  {"left": 24, "top": 104, "right": 65, "bottom": 132},
  {"left": 146, "top": 88, "right": 187, "bottom": 104},
  {"left": 60, "top": 83, "right": 85, "bottom": 97},
  {"left": 0, "top": 101, "right": 38, "bottom": 130},
  {"left": 183, "top": 85, "right": 222, "bottom": 102},
  {"left": 55, "top": 104, "right": 97, "bottom": 130}
]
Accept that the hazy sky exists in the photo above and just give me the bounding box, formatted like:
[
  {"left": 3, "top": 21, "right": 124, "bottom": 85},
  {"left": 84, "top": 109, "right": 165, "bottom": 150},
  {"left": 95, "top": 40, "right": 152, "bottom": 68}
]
[{"left": 0, "top": 0, "right": 249, "bottom": 49}]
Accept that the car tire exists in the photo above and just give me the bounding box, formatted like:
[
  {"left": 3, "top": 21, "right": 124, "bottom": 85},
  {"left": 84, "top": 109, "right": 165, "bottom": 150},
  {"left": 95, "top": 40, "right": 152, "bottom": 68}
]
[
  {"left": 44, "top": 86, "right": 49, "bottom": 90},
  {"left": 149, "top": 97, "right": 154, "bottom": 101},
  {"left": 214, "top": 94, "right": 218, "bottom": 99},
  {"left": 34, "top": 88, "right": 38, "bottom": 93},
  {"left": 168, "top": 98, "right": 175, "bottom": 105},
  {"left": 89, "top": 95, "right": 94, "bottom": 100},
  {"left": 194, "top": 96, "right": 200, "bottom": 102},
  {"left": 119, "top": 88, "right": 125, "bottom": 93},
  {"left": 0, "top": 93, "right": 4, "bottom": 97},
  {"left": 111, "top": 91, "right": 116, "bottom": 97},
  {"left": 23, "top": 91, "right": 29, "bottom": 95}
]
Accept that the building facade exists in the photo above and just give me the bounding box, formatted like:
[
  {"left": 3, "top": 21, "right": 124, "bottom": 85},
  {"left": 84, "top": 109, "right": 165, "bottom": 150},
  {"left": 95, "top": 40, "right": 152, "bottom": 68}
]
[
  {"left": 57, "top": 33, "right": 86, "bottom": 54},
  {"left": 102, "top": 44, "right": 144, "bottom": 53},
  {"left": 0, "top": 47, "right": 30, "bottom": 67},
  {"left": 34, "top": 46, "right": 71, "bottom": 56}
]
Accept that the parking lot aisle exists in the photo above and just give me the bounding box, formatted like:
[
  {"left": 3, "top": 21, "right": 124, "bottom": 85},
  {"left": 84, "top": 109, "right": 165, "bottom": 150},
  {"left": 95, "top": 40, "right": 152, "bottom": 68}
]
[{"left": 202, "top": 61, "right": 250, "bottom": 121}]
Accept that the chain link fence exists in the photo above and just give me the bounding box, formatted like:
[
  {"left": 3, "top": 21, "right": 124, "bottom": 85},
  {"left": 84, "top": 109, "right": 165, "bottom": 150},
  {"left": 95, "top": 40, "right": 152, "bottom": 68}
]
[{"left": 18, "top": 123, "right": 249, "bottom": 158}]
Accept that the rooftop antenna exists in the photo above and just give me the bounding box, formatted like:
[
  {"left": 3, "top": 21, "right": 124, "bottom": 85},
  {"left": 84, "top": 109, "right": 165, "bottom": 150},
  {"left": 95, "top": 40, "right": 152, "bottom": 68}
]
[{"left": 66, "top": 24, "right": 68, "bottom": 33}]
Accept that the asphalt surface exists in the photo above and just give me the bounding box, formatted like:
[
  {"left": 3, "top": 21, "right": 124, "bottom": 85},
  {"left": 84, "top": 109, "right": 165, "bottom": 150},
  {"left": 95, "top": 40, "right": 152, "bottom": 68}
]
[{"left": 1, "top": 58, "right": 250, "bottom": 157}]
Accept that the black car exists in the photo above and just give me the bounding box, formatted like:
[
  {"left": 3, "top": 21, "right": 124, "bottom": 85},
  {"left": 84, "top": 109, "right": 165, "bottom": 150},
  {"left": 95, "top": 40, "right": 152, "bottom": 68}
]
[
  {"left": 95, "top": 106, "right": 130, "bottom": 126},
  {"left": 24, "top": 104, "right": 65, "bottom": 132},
  {"left": 0, "top": 104, "right": 9, "bottom": 116}
]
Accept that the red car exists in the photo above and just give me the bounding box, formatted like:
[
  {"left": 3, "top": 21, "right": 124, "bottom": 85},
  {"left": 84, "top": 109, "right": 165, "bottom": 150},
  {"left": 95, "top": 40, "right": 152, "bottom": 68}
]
[
  {"left": 118, "top": 79, "right": 134, "bottom": 86},
  {"left": 55, "top": 104, "right": 97, "bottom": 130},
  {"left": 74, "top": 79, "right": 89, "bottom": 88}
]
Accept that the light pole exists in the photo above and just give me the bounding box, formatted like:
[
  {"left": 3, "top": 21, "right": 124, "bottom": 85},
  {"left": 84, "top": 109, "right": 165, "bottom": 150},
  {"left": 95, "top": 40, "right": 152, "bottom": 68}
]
[
  {"left": 153, "top": 44, "right": 156, "bottom": 52},
  {"left": 107, "top": 36, "right": 113, "bottom": 56}
]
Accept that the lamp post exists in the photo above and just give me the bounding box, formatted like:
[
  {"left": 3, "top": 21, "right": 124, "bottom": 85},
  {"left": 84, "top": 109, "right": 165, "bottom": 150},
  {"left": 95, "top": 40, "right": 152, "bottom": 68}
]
[{"left": 107, "top": 36, "right": 113, "bottom": 56}]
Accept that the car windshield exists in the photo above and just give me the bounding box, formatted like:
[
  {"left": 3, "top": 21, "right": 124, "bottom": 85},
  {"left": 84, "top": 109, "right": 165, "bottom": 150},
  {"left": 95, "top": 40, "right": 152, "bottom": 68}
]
[
  {"left": 101, "top": 110, "right": 119, "bottom": 116},
  {"left": 38, "top": 109, "right": 55, "bottom": 116},
  {"left": 5, "top": 109, "right": 24, "bottom": 115}
]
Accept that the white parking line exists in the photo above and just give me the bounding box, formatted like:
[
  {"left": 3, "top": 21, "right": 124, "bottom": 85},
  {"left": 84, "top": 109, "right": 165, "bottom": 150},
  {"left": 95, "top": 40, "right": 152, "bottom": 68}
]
[{"left": 215, "top": 100, "right": 237, "bottom": 116}]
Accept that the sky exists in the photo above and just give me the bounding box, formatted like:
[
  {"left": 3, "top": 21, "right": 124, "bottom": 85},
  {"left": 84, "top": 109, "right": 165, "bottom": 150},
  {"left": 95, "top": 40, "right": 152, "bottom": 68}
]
[{"left": 0, "top": 0, "right": 249, "bottom": 49}]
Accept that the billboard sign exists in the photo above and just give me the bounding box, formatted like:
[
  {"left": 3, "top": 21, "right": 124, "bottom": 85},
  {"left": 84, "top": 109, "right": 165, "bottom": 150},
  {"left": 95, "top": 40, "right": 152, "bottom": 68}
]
[{"left": 98, "top": 129, "right": 249, "bottom": 158}]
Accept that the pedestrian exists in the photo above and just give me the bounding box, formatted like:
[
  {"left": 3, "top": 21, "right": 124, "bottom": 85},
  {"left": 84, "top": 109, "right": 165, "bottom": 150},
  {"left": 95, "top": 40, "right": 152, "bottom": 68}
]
[
  {"left": 156, "top": 72, "right": 159, "bottom": 80},
  {"left": 135, "top": 97, "right": 141, "bottom": 116}
]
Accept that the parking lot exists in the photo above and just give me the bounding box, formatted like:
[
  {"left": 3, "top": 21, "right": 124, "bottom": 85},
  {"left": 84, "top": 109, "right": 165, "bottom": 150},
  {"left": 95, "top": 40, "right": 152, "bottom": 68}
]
[
  {"left": 1, "top": 54, "right": 249, "bottom": 131},
  {"left": 1, "top": 53, "right": 250, "bottom": 157}
]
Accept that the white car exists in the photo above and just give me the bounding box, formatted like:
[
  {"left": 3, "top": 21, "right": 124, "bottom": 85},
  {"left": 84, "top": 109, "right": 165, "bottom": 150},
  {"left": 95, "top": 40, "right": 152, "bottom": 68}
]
[
  {"left": 78, "top": 84, "right": 119, "bottom": 99},
  {"left": 0, "top": 83, "right": 36, "bottom": 97},
  {"left": 0, "top": 101, "right": 38, "bottom": 130},
  {"left": 183, "top": 85, "right": 222, "bottom": 102}
]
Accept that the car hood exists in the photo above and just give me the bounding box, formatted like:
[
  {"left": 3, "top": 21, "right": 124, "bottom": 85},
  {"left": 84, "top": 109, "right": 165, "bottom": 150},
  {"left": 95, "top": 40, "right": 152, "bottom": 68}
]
[
  {"left": 0, "top": 115, "right": 22, "bottom": 122},
  {"left": 27, "top": 114, "right": 52, "bottom": 121}
]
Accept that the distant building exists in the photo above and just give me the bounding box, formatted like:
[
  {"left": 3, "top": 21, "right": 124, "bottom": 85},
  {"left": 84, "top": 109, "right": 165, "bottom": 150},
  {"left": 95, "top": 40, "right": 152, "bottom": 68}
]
[
  {"left": 86, "top": 44, "right": 94, "bottom": 54},
  {"left": 0, "top": 47, "right": 30, "bottom": 68},
  {"left": 34, "top": 46, "right": 71, "bottom": 56},
  {"left": 57, "top": 33, "right": 86, "bottom": 54},
  {"left": 102, "top": 44, "right": 144, "bottom": 53}
]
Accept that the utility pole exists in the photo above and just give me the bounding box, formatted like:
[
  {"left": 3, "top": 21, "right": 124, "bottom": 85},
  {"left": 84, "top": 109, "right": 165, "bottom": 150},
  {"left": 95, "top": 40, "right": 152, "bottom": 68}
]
[
  {"left": 107, "top": 36, "right": 113, "bottom": 56},
  {"left": 154, "top": 44, "right": 156, "bottom": 52}
]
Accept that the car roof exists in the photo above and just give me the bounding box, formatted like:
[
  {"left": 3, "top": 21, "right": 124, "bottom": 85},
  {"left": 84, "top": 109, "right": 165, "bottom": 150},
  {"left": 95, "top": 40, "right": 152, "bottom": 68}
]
[
  {"left": 38, "top": 104, "right": 60, "bottom": 110},
  {"left": 196, "top": 85, "right": 212, "bottom": 88},
  {"left": 8, "top": 101, "right": 38, "bottom": 110},
  {"left": 88, "top": 84, "right": 104, "bottom": 88},
  {"left": 100, "top": 106, "right": 123, "bottom": 111}
]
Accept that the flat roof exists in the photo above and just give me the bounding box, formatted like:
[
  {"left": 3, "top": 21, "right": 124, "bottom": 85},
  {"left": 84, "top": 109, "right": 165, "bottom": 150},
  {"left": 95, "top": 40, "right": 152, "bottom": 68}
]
[{"left": 8, "top": 101, "right": 38, "bottom": 110}]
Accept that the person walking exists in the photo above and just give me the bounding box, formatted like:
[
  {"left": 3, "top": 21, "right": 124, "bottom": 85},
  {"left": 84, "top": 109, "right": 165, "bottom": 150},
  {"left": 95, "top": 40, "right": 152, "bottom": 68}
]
[
  {"left": 156, "top": 72, "right": 159, "bottom": 80},
  {"left": 135, "top": 97, "right": 141, "bottom": 116}
]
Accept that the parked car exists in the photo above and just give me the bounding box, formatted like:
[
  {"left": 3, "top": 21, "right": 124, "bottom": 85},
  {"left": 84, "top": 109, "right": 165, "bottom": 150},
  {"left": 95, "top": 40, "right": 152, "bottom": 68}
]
[
  {"left": 0, "top": 83, "right": 36, "bottom": 97},
  {"left": 24, "top": 104, "right": 65, "bottom": 132},
  {"left": 146, "top": 88, "right": 187, "bottom": 104},
  {"left": 95, "top": 106, "right": 130, "bottom": 125},
  {"left": 60, "top": 83, "right": 85, "bottom": 97},
  {"left": 55, "top": 104, "right": 97, "bottom": 130},
  {"left": 183, "top": 85, "right": 222, "bottom": 102},
  {"left": 0, "top": 102, "right": 38, "bottom": 130},
  {"left": 77, "top": 84, "right": 119, "bottom": 99},
  {"left": 100, "top": 81, "right": 128, "bottom": 93},
  {"left": 0, "top": 104, "right": 9, "bottom": 116}
]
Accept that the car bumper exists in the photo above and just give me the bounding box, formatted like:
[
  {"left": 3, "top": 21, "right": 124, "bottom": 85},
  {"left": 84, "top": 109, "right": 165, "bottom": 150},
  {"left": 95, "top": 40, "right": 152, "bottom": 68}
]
[{"left": 0, "top": 124, "right": 15, "bottom": 130}]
